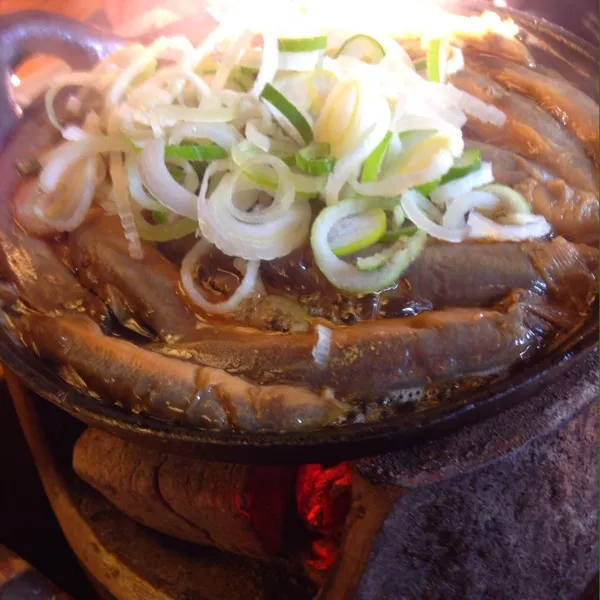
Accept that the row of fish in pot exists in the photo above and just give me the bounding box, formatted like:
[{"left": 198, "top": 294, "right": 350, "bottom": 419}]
[{"left": 0, "top": 27, "right": 597, "bottom": 433}]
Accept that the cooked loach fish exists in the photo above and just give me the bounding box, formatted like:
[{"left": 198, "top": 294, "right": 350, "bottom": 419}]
[
  {"left": 466, "top": 140, "right": 598, "bottom": 245},
  {"left": 12, "top": 313, "right": 347, "bottom": 432},
  {"left": 68, "top": 215, "right": 595, "bottom": 334},
  {"left": 450, "top": 70, "right": 597, "bottom": 194},
  {"left": 70, "top": 211, "right": 201, "bottom": 342},
  {"left": 464, "top": 55, "right": 599, "bottom": 161},
  {"left": 151, "top": 296, "right": 548, "bottom": 392},
  {"left": 1, "top": 207, "right": 597, "bottom": 429}
]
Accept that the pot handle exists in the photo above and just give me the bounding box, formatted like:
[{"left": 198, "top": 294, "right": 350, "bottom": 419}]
[{"left": 0, "top": 11, "right": 122, "bottom": 149}]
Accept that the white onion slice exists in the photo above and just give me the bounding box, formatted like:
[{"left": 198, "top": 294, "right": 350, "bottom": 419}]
[
  {"left": 245, "top": 118, "right": 273, "bottom": 151},
  {"left": 381, "top": 133, "right": 403, "bottom": 175},
  {"left": 197, "top": 158, "right": 234, "bottom": 227},
  {"left": 169, "top": 122, "right": 242, "bottom": 152},
  {"left": 467, "top": 211, "right": 552, "bottom": 241},
  {"left": 442, "top": 190, "right": 498, "bottom": 229},
  {"left": 312, "top": 324, "right": 333, "bottom": 368},
  {"left": 324, "top": 97, "right": 391, "bottom": 205},
  {"left": 44, "top": 71, "right": 114, "bottom": 130},
  {"left": 437, "top": 84, "right": 506, "bottom": 126},
  {"left": 142, "top": 104, "right": 237, "bottom": 128},
  {"left": 393, "top": 114, "right": 464, "bottom": 157},
  {"left": 423, "top": 99, "right": 468, "bottom": 130},
  {"left": 273, "top": 74, "right": 313, "bottom": 112},
  {"left": 231, "top": 141, "right": 324, "bottom": 196},
  {"left": 446, "top": 46, "right": 464, "bottom": 75},
  {"left": 106, "top": 37, "right": 170, "bottom": 109},
  {"left": 198, "top": 173, "right": 311, "bottom": 260},
  {"left": 264, "top": 95, "right": 314, "bottom": 147},
  {"left": 353, "top": 149, "right": 454, "bottom": 197},
  {"left": 252, "top": 32, "right": 280, "bottom": 97},
  {"left": 181, "top": 239, "right": 260, "bottom": 314},
  {"left": 167, "top": 157, "right": 200, "bottom": 193},
  {"left": 279, "top": 50, "right": 323, "bottom": 72},
  {"left": 39, "top": 137, "right": 132, "bottom": 193},
  {"left": 129, "top": 88, "right": 174, "bottom": 109},
  {"left": 401, "top": 189, "right": 466, "bottom": 243},
  {"left": 110, "top": 152, "right": 143, "bottom": 259},
  {"left": 227, "top": 155, "right": 295, "bottom": 224},
  {"left": 377, "top": 34, "right": 415, "bottom": 68},
  {"left": 127, "top": 153, "right": 163, "bottom": 211},
  {"left": 29, "top": 157, "right": 100, "bottom": 232},
  {"left": 430, "top": 162, "right": 494, "bottom": 207},
  {"left": 138, "top": 139, "right": 198, "bottom": 219},
  {"left": 131, "top": 66, "right": 211, "bottom": 105},
  {"left": 193, "top": 22, "right": 233, "bottom": 65},
  {"left": 211, "top": 29, "right": 254, "bottom": 93},
  {"left": 61, "top": 125, "right": 88, "bottom": 142}
]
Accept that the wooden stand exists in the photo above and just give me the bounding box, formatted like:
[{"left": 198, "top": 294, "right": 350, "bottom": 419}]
[
  {"left": 6, "top": 359, "right": 599, "bottom": 600},
  {"left": 5, "top": 371, "right": 313, "bottom": 600}
]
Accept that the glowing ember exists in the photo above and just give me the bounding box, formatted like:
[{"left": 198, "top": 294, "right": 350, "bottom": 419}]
[
  {"left": 304, "top": 538, "right": 339, "bottom": 580},
  {"left": 297, "top": 463, "right": 352, "bottom": 533},
  {"left": 297, "top": 463, "right": 353, "bottom": 584}
]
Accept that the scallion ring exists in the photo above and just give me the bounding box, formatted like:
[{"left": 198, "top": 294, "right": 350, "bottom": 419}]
[
  {"left": 427, "top": 37, "right": 450, "bottom": 83},
  {"left": 260, "top": 83, "right": 314, "bottom": 145},
  {"left": 295, "top": 142, "right": 336, "bottom": 176},
  {"left": 311, "top": 197, "right": 426, "bottom": 293},
  {"left": 277, "top": 36, "right": 328, "bottom": 52},
  {"left": 164, "top": 143, "right": 229, "bottom": 161},
  {"left": 361, "top": 131, "right": 393, "bottom": 183}
]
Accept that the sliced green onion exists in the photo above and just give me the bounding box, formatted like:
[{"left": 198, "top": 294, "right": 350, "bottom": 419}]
[
  {"left": 311, "top": 197, "right": 426, "bottom": 293},
  {"left": 260, "top": 83, "right": 314, "bottom": 144},
  {"left": 381, "top": 224, "right": 418, "bottom": 243},
  {"left": 393, "top": 204, "right": 405, "bottom": 228},
  {"left": 440, "top": 149, "right": 482, "bottom": 183},
  {"left": 226, "top": 67, "right": 255, "bottom": 92},
  {"left": 132, "top": 57, "right": 157, "bottom": 88},
  {"left": 478, "top": 184, "right": 532, "bottom": 215},
  {"left": 278, "top": 36, "right": 328, "bottom": 52},
  {"left": 336, "top": 34, "right": 386, "bottom": 64},
  {"left": 427, "top": 38, "right": 449, "bottom": 83},
  {"left": 295, "top": 142, "right": 336, "bottom": 176},
  {"left": 329, "top": 207, "right": 387, "bottom": 257},
  {"left": 361, "top": 132, "right": 393, "bottom": 183},
  {"left": 134, "top": 213, "right": 197, "bottom": 242},
  {"left": 415, "top": 178, "right": 441, "bottom": 197},
  {"left": 152, "top": 210, "right": 168, "bottom": 224},
  {"left": 242, "top": 168, "right": 280, "bottom": 191},
  {"left": 356, "top": 246, "right": 396, "bottom": 272},
  {"left": 231, "top": 143, "right": 325, "bottom": 199},
  {"left": 397, "top": 130, "right": 436, "bottom": 152},
  {"left": 242, "top": 167, "right": 323, "bottom": 200},
  {"left": 239, "top": 65, "right": 259, "bottom": 77},
  {"left": 413, "top": 58, "right": 427, "bottom": 71},
  {"left": 166, "top": 163, "right": 185, "bottom": 183},
  {"left": 164, "top": 144, "right": 228, "bottom": 161},
  {"left": 396, "top": 135, "right": 453, "bottom": 175}
]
